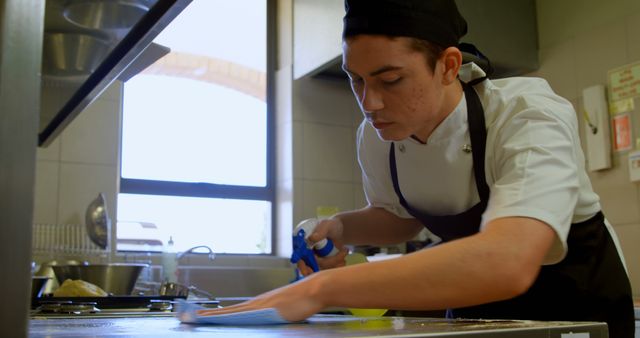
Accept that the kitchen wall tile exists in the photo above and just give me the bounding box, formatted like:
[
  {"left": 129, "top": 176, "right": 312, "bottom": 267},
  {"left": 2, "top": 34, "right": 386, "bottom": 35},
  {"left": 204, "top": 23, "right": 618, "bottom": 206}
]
[
  {"left": 58, "top": 163, "right": 118, "bottom": 226},
  {"left": 626, "top": 12, "right": 640, "bottom": 62},
  {"left": 589, "top": 153, "right": 631, "bottom": 191},
  {"left": 621, "top": 0, "right": 640, "bottom": 14},
  {"left": 33, "top": 161, "right": 59, "bottom": 225},
  {"left": 292, "top": 121, "right": 303, "bottom": 180},
  {"left": 596, "top": 182, "right": 640, "bottom": 226},
  {"left": 537, "top": 0, "right": 631, "bottom": 50},
  {"left": 179, "top": 266, "right": 293, "bottom": 297},
  {"left": 302, "top": 123, "right": 355, "bottom": 181},
  {"left": 623, "top": 0, "right": 640, "bottom": 17},
  {"left": 353, "top": 182, "right": 367, "bottom": 210},
  {"left": 611, "top": 223, "right": 640, "bottom": 297},
  {"left": 97, "top": 81, "right": 123, "bottom": 102},
  {"left": 351, "top": 127, "right": 362, "bottom": 184},
  {"left": 351, "top": 107, "right": 364, "bottom": 128},
  {"left": 301, "top": 179, "right": 354, "bottom": 221},
  {"left": 40, "top": 84, "right": 74, "bottom": 134},
  {"left": 276, "top": 121, "right": 293, "bottom": 182},
  {"left": 536, "top": 39, "right": 579, "bottom": 101},
  {"left": 572, "top": 98, "right": 589, "bottom": 155},
  {"left": 60, "top": 99, "right": 120, "bottom": 166},
  {"left": 536, "top": 0, "right": 579, "bottom": 49},
  {"left": 244, "top": 255, "right": 291, "bottom": 268},
  {"left": 293, "top": 76, "right": 358, "bottom": 126},
  {"left": 573, "top": 21, "right": 628, "bottom": 91},
  {"left": 36, "top": 138, "right": 60, "bottom": 161}
]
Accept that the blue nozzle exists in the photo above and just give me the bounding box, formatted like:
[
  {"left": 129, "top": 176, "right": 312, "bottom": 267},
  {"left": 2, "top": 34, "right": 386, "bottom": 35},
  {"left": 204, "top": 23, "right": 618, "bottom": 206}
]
[{"left": 290, "top": 229, "right": 320, "bottom": 272}]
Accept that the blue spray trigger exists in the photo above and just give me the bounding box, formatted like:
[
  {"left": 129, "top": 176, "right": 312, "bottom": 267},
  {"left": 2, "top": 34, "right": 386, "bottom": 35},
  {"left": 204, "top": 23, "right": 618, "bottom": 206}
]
[{"left": 290, "top": 229, "right": 320, "bottom": 272}]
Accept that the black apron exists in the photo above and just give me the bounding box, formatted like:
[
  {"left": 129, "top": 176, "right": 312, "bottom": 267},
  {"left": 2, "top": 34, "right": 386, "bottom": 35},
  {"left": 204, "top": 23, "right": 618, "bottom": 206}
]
[{"left": 389, "top": 80, "right": 635, "bottom": 338}]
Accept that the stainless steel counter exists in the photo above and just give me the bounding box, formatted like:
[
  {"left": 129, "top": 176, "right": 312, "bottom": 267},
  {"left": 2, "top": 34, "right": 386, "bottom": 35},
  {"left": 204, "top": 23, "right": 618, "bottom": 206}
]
[{"left": 29, "top": 314, "right": 608, "bottom": 337}]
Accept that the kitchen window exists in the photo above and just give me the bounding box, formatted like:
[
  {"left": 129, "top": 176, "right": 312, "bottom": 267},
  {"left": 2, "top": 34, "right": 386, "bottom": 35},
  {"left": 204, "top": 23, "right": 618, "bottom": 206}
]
[{"left": 118, "top": 0, "right": 275, "bottom": 254}]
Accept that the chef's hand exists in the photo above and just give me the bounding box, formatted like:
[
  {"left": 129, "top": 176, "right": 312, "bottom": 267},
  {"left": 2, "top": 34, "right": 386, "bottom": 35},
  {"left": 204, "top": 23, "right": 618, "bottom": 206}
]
[
  {"left": 296, "top": 218, "right": 349, "bottom": 276},
  {"left": 199, "top": 275, "right": 325, "bottom": 322}
]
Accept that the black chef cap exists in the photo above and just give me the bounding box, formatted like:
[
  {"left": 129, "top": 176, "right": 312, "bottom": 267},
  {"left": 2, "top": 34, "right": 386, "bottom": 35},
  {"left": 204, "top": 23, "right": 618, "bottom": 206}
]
[{"left": 343, "top": 0, "right": 468, "bottom": 48}]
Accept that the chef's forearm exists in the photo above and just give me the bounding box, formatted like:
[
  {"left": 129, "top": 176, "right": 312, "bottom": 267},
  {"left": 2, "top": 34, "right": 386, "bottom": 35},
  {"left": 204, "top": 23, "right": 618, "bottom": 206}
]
[
  {"left": 308, "top": 216, "right": 555, "bottom": 311},
  {"left": 333, "top": 206, "right": 423, "bottom": 246}
]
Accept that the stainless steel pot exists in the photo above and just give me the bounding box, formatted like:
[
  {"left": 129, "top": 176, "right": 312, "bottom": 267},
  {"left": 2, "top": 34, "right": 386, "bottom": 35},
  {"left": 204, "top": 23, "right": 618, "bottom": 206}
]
[
  {"left": 35, "top": 260, "right": 83, "bottom": 294},
  {"left": 52, "top": 263, "right": 147, "bottom": 295}
]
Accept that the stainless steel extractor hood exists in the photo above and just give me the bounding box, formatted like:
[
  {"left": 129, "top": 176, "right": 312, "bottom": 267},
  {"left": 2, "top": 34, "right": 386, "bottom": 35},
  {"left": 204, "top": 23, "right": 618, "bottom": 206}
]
[
  {"left": 39, "top": 0, "right": 191, "bottom": 147},
  {"left": 299, "top": 0, "right": 538, "bottom": 82}
]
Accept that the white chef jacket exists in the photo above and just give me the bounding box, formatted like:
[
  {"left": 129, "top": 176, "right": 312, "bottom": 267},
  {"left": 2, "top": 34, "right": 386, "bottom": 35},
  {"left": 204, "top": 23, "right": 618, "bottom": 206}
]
[{"left": 357, "top": 63, "right": 607, "bottom": 264}]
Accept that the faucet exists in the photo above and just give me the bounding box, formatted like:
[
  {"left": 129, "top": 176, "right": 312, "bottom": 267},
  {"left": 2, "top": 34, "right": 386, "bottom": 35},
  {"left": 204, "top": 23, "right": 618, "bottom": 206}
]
[{"left": 176, "top": 245, "right": 216, "bottom": 262}]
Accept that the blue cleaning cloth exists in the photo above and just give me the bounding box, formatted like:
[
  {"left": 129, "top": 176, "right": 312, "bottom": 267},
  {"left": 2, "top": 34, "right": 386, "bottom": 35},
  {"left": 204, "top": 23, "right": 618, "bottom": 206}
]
[{"left": 177, "top": 300, "right": 293, "bottom": 325}]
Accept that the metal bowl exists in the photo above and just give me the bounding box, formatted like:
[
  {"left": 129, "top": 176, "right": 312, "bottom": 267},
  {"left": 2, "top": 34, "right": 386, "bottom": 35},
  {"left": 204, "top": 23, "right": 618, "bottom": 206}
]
[
  {"left": 42, "top": 32, "right": 111, "bottom": 76},
  {"left": 63, "top": 0, "right": 152, "bottom": 30},
  {"left": 52, "top": 263, "right": 148, "bottom": 295},
  {"left": 85, "top": 193, "right": 110, "bottom": 249}
]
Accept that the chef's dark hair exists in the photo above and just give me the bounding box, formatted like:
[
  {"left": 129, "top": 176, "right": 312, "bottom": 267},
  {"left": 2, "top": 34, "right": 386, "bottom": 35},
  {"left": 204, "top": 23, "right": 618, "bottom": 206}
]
[
  {"left": 342, "top": 0, "right": 493, "bottom": 74},
  {"left": 407, "top": 38, "right": 446, "bottom": 72},
  {"left": 342, "top": 0, "right": 468, "bottom": 49}
]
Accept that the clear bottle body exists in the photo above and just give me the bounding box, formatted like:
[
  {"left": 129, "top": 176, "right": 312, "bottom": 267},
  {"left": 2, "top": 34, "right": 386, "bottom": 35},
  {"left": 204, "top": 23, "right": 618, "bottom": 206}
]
[{"left": 161, "top": 236, "right": 177, "bottom": 283}]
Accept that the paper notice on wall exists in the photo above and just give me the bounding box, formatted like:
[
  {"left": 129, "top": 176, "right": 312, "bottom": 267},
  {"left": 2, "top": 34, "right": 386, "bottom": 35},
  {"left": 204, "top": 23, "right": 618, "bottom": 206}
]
[
  {"left": 612, "top": 113, "right": 632, "bottom": 152},
  {"left": 608, "top": 61, "right": 640, "bottom": 102},
  {"left": 628, "top": 151, "right": 640, "bottom": 182},
  {"left": 609, "top": 97, "right": 635, "bottom": 115}
]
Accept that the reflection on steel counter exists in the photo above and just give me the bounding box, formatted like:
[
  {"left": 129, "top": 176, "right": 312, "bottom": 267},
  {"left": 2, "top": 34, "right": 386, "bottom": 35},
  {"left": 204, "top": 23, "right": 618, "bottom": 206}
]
[{"left": 29, "top": 314, "right": 609, "bottom": 337}]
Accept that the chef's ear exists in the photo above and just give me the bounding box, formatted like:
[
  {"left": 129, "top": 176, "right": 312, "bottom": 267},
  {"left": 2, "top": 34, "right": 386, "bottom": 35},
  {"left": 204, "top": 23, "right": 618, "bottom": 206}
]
[{"left": 440, "top": 47, "right": 462, "bottom": 85}]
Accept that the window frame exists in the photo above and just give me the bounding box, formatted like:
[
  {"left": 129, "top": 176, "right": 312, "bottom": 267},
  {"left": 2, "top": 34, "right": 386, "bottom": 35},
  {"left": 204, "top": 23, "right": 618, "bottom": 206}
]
[{"left": 118, "top": 0, "right": 277, "bottom": 255}]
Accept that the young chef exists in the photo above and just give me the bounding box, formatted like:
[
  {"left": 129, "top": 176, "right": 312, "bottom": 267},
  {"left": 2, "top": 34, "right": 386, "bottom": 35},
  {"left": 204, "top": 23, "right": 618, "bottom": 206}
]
[{"left": 202, "top": 0, "right": 635, "bottom": 336}]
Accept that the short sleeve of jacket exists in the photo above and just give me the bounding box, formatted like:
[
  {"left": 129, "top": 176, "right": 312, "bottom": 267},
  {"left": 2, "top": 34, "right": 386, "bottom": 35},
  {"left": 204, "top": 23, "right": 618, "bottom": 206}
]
[
  {"left": 357, "top": 121, "right": 414, "bottom": 219},
  {"left": 482, "top": 79, "right": 581, "bottom": 264}
]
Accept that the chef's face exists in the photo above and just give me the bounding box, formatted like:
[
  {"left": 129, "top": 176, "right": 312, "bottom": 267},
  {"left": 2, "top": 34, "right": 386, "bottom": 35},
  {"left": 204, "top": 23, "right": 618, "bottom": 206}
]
[{"left": 342, "top": 35, "right": 460, "bottom": 142}]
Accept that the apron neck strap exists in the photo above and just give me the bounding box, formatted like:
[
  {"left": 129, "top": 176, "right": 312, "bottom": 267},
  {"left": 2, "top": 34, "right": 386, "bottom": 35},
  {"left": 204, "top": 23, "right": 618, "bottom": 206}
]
[{"left": 462, "top": 80, "right": 490, "bottom": 202}]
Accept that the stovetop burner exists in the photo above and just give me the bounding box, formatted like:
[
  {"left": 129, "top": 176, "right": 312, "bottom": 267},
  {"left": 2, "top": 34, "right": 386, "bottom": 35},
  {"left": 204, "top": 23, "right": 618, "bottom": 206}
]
[
  {"left": 30, "top": 296, "right": 218, "bottom": 319},
  {"left": 38, "top": 301, "right": 99, "bottom": 315},
  {"left": 148, "top": 300, "right": 173, "bottom": 312},
  {"left": 34, "top": 295, "right": 187, "bottom": 310}
]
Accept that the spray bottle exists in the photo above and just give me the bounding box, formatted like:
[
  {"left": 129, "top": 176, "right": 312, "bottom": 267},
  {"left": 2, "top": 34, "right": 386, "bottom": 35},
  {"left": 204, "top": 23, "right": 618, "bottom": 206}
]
[{"left": 290, "top": 218, "right": 339, "bottom": 273}]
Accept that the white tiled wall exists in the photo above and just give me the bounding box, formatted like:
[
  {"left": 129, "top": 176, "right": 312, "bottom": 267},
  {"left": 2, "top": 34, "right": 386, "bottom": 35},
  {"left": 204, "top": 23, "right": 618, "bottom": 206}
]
[
  {"left": 33, "top": 82, "right": 122, "bottom": 228},
  {"left": 534, "top": 0, "right": 640, "bottom": 297},
  {"left": 291, "top": 75, "right": 363, "bottom": 223}
]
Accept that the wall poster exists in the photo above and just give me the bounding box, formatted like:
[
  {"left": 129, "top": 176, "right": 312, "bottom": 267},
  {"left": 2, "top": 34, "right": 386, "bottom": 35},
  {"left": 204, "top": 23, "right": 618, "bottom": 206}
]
[
  {"left": 612, "top": 113, "right": 632, "bottom": 152},
  {"left": 608, "top": 61, "right": 640, "bottom": 102}
]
